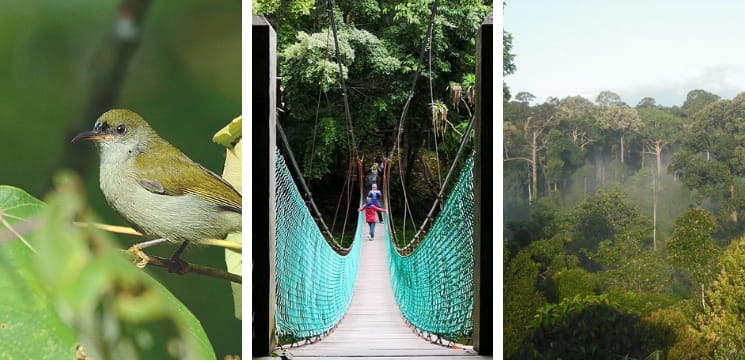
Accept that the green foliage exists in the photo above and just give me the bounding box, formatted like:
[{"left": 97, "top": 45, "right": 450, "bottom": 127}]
[
  {"left": 281, "top": 30, "right": 355, "bottom": 94},
  {"left": 636, "top": 308, "right": 690, "bottom": 357},
  {"left": 669, "top": 150, "right": 731, "bottom": 205},
  {"left": 521, "top": 295, "right": 642, "bottom": 359},
  {"left": 667, "top": 208, "right": 718, "bottom": 285},
  {"left": 681, "top": 89, "right": 721, "bottom": 118},
  {"left": 669, "top": 96, "right": 745, "bottom": 229},
  {"left": 545, "top": 128, "right": 584, "bottom": 187},
  {"left": 214, "top": 118, "right": 243, "bottom": 321},
  {"left": 503, "top": 250, "right": 547, "bottom": 358},
  {"left": 0, "top": 178, "right": 215, "bottom": 359},
  {"left": 697, "top": 236, "right": 745, "bottom": 357},
  {"left": 607, "top": 290, "right": 680, "bottom": 318},
  {"left": 263, "top": 0, "right": 490, "bottom": 186},
  {"left": 552, "top": 267, "right": 601, "bottom": 300},
  {"left": 0, "top": 186, "right": 77, "bottom": 359},
  {"left": 594, "top": 238, "right": 673, "bottom": 293},
  {"left": 0, "top": 1, "right": 242, "bottom": 355},
  {"left": 503, "top": 30, "right": 516, "bottom": 101},
  {"left": 301, "top": 117, "right": 343, "bottom": 180},
  {"left": 570, "top": 188, "right": 652, "bottom": 251}
]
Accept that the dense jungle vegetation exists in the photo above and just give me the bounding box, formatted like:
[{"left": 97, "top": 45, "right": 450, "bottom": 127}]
[
  {"left": 254, "top": 0, "right": 492, "bottom": 245},
  {"left": 504, "top": 28, "right": 745, "bottom": 360}
]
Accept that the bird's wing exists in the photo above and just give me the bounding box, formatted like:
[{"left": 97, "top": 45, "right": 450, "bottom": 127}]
[{"left": 134, "top": 149, "right": 242, "bottom": 213}]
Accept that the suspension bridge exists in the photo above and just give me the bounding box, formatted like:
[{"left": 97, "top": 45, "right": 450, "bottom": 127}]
[{"left": 252, "top": 8, "right": 493, "bottom": 359}]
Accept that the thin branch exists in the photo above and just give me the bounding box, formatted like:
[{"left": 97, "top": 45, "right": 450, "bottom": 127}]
[
  {"left": 74, "top": 221, "right": 142, "bottom": 236},
  {"left": 201, "top": 239, "right": 242, "bottom": 253},
  {"left": 48, "top": 0, "right": 151, "bottom": 192},
  {"left": 73, "top": 222, "right": 243, "bottom": 252},
  {"left": 118, "top": 249, "right": 242, "bottom": 284},
  {"left": 504, "top": 156, "right": 533, "bottom": 163},
  {"left": 1, "top": 219, "right": 241, "bottom": 283}
]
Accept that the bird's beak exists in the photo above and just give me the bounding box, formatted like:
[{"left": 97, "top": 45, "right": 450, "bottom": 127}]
[{"left": 71, "top": 129, "right": 112, "bottom": 143}]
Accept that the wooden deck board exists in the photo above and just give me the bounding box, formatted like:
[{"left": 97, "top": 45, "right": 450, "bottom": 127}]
[{"left": 282, "top": 221, "right": 488, "bottom": 359}]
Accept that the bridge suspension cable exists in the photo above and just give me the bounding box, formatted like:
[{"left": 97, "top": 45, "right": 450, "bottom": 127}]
[
  {"left": 403, "top": 115, "right": 475, "bottom": 251},
  {"left": 276, "top": 120, "right": 343, "bottom": 249}
]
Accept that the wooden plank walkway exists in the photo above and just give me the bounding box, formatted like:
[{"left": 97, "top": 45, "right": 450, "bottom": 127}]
[{"left": 279, "top": 219, "right": 491, "bottom": 360}]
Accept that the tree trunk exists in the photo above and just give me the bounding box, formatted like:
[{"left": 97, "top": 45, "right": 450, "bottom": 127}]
[
  {"left": 527, "top": 166, "right": 532, "bottom": 204},
  {"left": 531, "top": 132, "right": 538, "bottom": 204},
  {"left": 701, "top": 283, "right": 706, "bottom": 312},
  {"left": 731, "top": 183, "right": 738, "bottom": 222},
  {"left": 655, "top": 141, "right": 663, "bottom": 176},
  {"left": 641, "top": 151, "right": 645, "bottom": 168},
  {"left": 620, "top": 132, "right": 625, "bottom": 164},
  {"left": 653, "top": 170, "right": 657, "bottom": 250},
  {"left": 583, "top": 176, "right": 587, "bottom": 200}
]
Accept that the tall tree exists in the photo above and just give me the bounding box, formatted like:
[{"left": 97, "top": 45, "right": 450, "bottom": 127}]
[
  {"left": 594, "top": 91, "right": 641, "bottom": 164},
  {"left": 639, "top": 108, "right": 682, "bottom": 175},
  {"left": 638, "top": 107, "right": 683, "bottom": 246},
  {"left": 258, "top": 0, "right": 490, "bottom": 191},
  {"left": 670, "top": 94, "right": 745, "bottom": 223},
  {"left": 556, "top": 95, "right": 598, "bottom": 151},
  {"left": 571, "top": 188, "right": 652, "bottom": 251},
  {"left": 666, "top": 208, "right": 718, "bottom": 311},
  {"left": 636, "top": 96, "right": 657, "bottom": 108},
  {"left": 697, "top": 236, "right": 745, "bottom": 357},
  {"left": 595, "top": 90, "right": 623, "bottom": 107},
  {"left": 503, "top": 30, "right": 516, "bottom": 101},
  {"left": 504, "top": 248, "right": 547, "bottom": 358},
  {"left": 514, "top": 91, "right": 535, "bottom": 104},
  {"left": 504, "top": 99, "right": 557, "bottom": 203},
  {"left": 681, "top": 89, "right": 720, "bottom": 118}
]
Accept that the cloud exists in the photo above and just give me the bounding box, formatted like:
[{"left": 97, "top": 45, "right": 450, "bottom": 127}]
[{"left": 620, "top": 64, "right": 745, "bottom": 107}]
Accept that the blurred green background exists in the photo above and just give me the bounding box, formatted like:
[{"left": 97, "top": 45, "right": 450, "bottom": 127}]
[{"left": 0, "top": 0, "right": 241, "bottom": 357}]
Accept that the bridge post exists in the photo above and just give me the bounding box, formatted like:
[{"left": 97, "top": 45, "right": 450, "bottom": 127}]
[
  {"left": 472, "top": 13, "right": 493, "bottom": 355},
  {"left": 252, "top": 15, "right": 278, "bottom": 357}
]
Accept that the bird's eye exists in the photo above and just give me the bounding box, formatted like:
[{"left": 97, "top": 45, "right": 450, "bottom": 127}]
[{"left": 116, "top": 124, "right": 127, "bottom": 134}]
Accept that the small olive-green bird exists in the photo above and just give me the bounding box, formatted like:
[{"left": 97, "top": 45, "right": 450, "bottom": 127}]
[{"left": 72, "top": 109, "right": 242, "bottom": 269}]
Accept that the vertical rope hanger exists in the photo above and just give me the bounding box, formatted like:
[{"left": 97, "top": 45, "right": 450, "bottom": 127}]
[
  {"left": 325, "top": 0, "right": 360, "bottom": 164},
  {"left": 277, "top": 121, "right": 344, "bottom": 249},
  {"left": 384, "top": 0, "right": 440, "bottom": 245},
  {"left": 387, "top": 0, "right": 440, "bottom": 162}
]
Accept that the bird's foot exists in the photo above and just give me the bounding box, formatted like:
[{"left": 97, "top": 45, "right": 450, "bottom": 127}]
[
  {"left": 167, "top": 256, "right": 190, "bottom": 275},
  {"left": 128, "top": 246, "right": 151, "bottom": 268}
]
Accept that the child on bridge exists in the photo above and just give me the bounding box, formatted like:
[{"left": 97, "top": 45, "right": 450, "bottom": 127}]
[
  {"left": 367, "top": 183, "right": 383, "bottom": 223},
  {"left": 358, "top": 197, "right": 386, "bottom": 241}
]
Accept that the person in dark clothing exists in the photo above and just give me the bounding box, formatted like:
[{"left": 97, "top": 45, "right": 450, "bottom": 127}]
[{"left": 367, "top": 183, "right": 383, "bottom": 223}]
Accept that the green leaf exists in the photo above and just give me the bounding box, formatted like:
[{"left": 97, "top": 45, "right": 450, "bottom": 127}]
[
  {"left": 0, "top": 175, "right": 218, "bottom": 360},
  {"left": 212, "top": 116, "right": 242, "bottom": 149},
  {"left": 0, "top": 186, "right": 78, "bottom": 359},
  {"left": 215, "top": 116, "right": 243, "bottom": 320}
]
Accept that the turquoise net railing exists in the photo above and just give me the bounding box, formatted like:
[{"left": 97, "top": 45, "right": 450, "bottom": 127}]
[
  {"left": 386, "top": 155, "right": 474, "bottom": 339},
  {"left": 274, "top": 149, "right": 363, "bottom": 341}
]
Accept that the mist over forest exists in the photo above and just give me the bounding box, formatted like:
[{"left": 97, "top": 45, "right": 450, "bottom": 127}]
[{"left": 503, "top": 86, "right": 745, "bottom": 359}]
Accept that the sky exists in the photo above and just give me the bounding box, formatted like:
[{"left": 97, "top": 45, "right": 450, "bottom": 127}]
[{"left": 502, "top": 1, "right": 745, "bottom": 107}]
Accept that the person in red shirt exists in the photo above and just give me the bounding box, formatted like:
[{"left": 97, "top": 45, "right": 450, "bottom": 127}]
[{"left": 358, "top": 197, "right": 386, "bottom": 241}]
